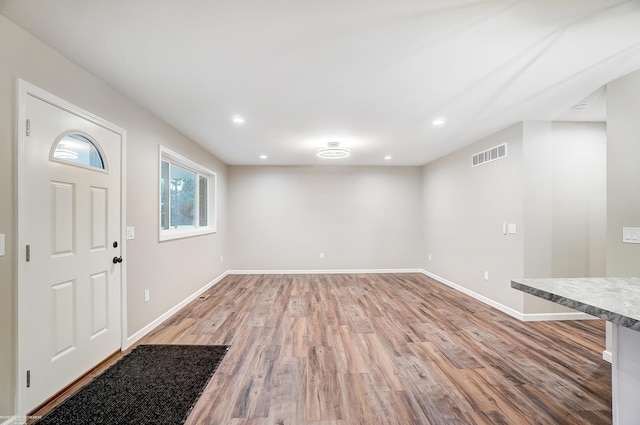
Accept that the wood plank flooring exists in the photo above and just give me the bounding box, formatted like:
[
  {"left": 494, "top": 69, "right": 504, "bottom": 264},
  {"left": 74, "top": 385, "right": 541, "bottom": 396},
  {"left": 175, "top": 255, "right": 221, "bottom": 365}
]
[{"left": 31, "top": 273, "right": 612, "bottom": 424}]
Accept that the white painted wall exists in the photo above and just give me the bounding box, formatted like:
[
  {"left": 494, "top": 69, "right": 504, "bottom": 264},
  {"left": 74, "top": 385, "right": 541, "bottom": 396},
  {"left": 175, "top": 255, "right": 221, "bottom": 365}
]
[
  {"left": 422, "top": 123, "right": 526, "bottom": 312},
  {"left": 522, "top": 121, "right": 607, "bottom": 313},
  {"left": 0, "top": 15, "right": 227, "bottom": 417},
  {"left": 422, "top": 121, "right": 608, "bottom": 315},
  {"left": 228, "top": 166, "right": 423, "bottom": 271},
  {"left": 605, "top": 69, "right": 640, "bottom": 364},
  {"left": 606, "top": 70, "right": 640, "bottom": 277}
]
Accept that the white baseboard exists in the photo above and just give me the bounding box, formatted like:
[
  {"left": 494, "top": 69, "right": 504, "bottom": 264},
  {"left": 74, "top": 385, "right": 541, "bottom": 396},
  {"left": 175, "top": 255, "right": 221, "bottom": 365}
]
[
  {"left": 603, "top": 349, "right": 613, "bottom": 363},
  {"left": 520, "top": 311, "right": 597, "bottom": 322},
  {"left": 124, "top": 270, "right": 230, "bottom": 348},
  {"left": 420, "top": 269, "right": 594, "bottom": 322},
  {"left": 421, "top": 269, "right": 525, "bottom": 320},
  {"left": 227, "top": 268, "right": 423, "bottom": 275}
]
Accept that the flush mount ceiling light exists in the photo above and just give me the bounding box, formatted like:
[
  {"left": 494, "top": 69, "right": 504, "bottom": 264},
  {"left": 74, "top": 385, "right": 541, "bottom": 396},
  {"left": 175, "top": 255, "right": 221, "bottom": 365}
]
[
  {"left": 259, "top": 154, "right": 267, "bottom": 160},
  {"left": 231, "top": 114, "right": 245, "bottom": 124},
  {"left": 572, "top": 103, "right": 589, "bottom": 111},
  {"left": 317, "top": 141, "right": 350, "bottom": 159},
  {"left": 432, "top": 117, "right": 446, "bottom": 127},
  {"left": 384, "top": 155, "right": 392, "bottom": 160}
]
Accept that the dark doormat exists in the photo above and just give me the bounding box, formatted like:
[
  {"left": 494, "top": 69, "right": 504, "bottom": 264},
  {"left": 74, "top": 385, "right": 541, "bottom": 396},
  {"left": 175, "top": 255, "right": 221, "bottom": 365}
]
[{"left": 34, "top": 344, "right": 229, "bottom": 425}]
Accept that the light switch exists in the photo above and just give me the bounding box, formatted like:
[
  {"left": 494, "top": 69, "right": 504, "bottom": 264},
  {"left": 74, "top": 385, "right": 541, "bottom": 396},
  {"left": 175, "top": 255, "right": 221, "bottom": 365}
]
[
  {"left": 126, "top": 226, "right": 135, "bottom": 240},
  {"left": 508, "top": 223, "right": 517, "bottom": 234},
  {"left": 622, "top": 227, "right": 640, "bottom": 244},
  {"left": 0, "top": 234, "right": 5, "bottom": 256}
]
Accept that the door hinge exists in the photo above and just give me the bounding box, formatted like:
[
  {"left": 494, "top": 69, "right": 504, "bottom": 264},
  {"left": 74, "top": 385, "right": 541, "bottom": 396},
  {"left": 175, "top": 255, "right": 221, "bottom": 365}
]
[
  {"left": 26, "top": 119, "right": 30, "bottom": 136},
  {"left": 26, "top": 244, "right": 30, "bottom": 262},
  {"left": 26, "top": 370, "right": 31, "bottom": 388}
]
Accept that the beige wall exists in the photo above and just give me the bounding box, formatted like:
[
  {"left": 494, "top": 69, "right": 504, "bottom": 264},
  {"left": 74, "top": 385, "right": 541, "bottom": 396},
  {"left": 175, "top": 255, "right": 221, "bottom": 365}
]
[
  {"left": 0, "top": 15, "right": 227, "bottom": 416},
  {"left": 604, "top": 69, "right": 640, "bottom": 357},
  {"left": 606, "top": 70, "right": 640, "bottom": 276},
  {"left": 422, "top": 124, "right": 526, "bottom": 312},
  {"left": 522, "top": 121, "right": 607, "bottom": 313},
  {"left": 228, "top": 166, "right": 423, "bottom": 270},
  {"left": 422, "top": 121, "right": 608, "bottom": 314},
  {"left": 523, "top": 121, "right": 607, "bottom": 278}
]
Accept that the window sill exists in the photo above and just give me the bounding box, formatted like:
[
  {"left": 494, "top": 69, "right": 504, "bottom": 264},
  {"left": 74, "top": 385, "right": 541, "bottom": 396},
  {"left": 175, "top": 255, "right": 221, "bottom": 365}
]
[{"left": 159, "top": 227, "right": 216, "bottom": 242}]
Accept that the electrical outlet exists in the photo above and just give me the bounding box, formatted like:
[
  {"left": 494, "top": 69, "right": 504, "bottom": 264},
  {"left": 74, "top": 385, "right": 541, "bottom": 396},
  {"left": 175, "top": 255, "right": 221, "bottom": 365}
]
[
  {"left": 484, "top": 271, "right": 489, "bottom": 281},
  {"left": 319, "top": 252, "right": 325, "bottom": 259},
  {"left": 144, "top": 289, "right": 150, "bottom": 303},
  {"left": 126, "top": 226, "right": 135, "bottom": 240}
]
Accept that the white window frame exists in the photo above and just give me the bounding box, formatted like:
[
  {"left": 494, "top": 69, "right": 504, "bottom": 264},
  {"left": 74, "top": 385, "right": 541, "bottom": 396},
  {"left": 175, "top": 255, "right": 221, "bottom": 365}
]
[{"left": 159, "top": 146, "right": 217, "bottom": 241}]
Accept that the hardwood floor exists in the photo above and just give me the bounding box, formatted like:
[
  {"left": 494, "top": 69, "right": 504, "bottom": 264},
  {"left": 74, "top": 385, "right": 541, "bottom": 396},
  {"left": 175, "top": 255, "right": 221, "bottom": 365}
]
[{"left": 31, "top": 273, "right": 612, "bottom": 424}]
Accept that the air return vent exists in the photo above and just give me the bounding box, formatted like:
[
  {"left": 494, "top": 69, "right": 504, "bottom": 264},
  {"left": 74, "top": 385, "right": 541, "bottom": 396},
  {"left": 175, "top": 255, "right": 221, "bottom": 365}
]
[{"left": 472, "top": 143, "right": 507, "bottom": 167}]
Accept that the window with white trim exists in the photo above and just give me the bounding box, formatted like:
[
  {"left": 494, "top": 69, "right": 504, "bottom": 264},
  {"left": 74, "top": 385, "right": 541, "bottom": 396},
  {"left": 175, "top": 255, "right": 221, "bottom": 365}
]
[{"left": 159, "top": 146, "right": 216, "bottom": 241}]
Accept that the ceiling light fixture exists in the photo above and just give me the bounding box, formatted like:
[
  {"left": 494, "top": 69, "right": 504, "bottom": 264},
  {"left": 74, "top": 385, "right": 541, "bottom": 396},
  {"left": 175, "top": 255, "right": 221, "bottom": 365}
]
[
  {"left": 231, "top": 114, "right": 245, "bottom": 124},
  {"left": 317, "top": 141, "right": 350, "bottom": 159},
  {"left": 384, "top": 155, "right": 392, "bottom": 160},
  {"left": 432, "top": 117, "right": 446, "bottom": 127},
  {"left": 259, "top": 154, "right": 267, "bottom": 160},
  {"left": 572, "top": 103, "right": 589, "bottom": 111}
]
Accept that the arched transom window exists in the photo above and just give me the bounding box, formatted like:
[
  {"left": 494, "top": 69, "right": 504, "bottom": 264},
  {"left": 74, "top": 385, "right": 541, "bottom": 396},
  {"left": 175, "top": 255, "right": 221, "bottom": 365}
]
[{"left": 51, "top": 132, "right": 107, "bottom": 171}]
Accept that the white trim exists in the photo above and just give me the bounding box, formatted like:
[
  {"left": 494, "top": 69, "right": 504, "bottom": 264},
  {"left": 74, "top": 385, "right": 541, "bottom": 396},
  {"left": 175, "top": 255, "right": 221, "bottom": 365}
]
[
  {"left": 227, "top": 268, "right": 423, "bottom": 275},
  {"left": 603, "top": 349, "right": 613, "bottom": 363},
  {"left": 159, "top": 145, "right": 216, "bottom": 176},
  {"left": 519, "top": 311, "right": 597, "bottom": 322},
  {"left": 15, "top": 79, "right": 128, "bottom": 417},
  {"left": 124, "top": 271, "right": 230, "bottom": 348},
  {"left": 420, "top": 269, "right": 594, "bottom": 321},
  {"left": 119, "top": 116, "right": 128, "bottom": 351},
  {"left": 612, "top": 324, "right": 619, "bottom": 425},
  {"left": 158, "top": 145, "right": 217, "bottom": 242},
  {"left": 421, "top": 269, "right": 525, "bottom": 320}
]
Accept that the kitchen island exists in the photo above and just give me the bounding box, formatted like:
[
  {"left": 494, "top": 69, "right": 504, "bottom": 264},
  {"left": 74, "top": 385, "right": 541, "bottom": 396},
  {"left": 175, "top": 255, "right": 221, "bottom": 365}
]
[{"left": 511, "top": 277, "right": 640, "bottom": 425}]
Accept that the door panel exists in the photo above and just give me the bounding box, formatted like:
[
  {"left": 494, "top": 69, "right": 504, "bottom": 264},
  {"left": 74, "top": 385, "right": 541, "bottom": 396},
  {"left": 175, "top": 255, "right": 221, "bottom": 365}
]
[
  {"left": 51, "top": 279, "right": 76, "bottom": 359},
  {"left": 90, "top": 187, "right": 108, "bottom": 251},
  {"left": 21, "top": 93, "right": 123, "bottom": 412},
  {"left": 51, "top": 181, "right": 75, "bottom": 256},
  {"left": 90, "top": 272, "right": 109, "bottom": 337}
]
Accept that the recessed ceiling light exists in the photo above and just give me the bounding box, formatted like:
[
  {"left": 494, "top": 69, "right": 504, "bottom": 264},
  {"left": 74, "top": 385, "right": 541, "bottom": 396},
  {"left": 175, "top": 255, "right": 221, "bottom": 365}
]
[
  {"left": 259, "top": 154, "right": 267, "bottom": 160},
  {"left": 572, "top": 103, "right": 589, "bottom": 111},
  {"left": 231, "top": 115, "right": 245, "bottom": 124},
  {"left": 384, "top": 155, "right": 392, "bottom": 160},
  {"left": 432, "top": 117, "right": 446, "bottom": 127},
  {"left": 317, "top": 141, "right": 350, "bottom": 159}
]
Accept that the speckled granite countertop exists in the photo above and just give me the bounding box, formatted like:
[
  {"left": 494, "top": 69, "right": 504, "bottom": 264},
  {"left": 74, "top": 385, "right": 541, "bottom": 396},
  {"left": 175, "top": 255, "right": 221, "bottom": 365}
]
[{"left": 511, "top": 277, "right": 640, "bottom": 331}]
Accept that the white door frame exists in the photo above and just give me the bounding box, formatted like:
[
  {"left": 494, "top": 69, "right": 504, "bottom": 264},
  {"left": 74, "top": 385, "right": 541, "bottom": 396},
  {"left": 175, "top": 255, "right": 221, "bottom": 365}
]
[{"left": 15, "top": 79, "right": 128, "bottom": 418}]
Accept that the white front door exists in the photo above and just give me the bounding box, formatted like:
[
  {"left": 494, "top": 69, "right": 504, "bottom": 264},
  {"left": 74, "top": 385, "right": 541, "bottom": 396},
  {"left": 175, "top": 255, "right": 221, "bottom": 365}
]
[{"left": 19, "top": 85, "right": 125, "bottom": 412}]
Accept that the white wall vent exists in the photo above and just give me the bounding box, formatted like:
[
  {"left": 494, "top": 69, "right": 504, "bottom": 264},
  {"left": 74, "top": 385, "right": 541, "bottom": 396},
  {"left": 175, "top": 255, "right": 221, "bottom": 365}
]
[{"left": 472, "top": 143, "right": 507, "bottom": 167}]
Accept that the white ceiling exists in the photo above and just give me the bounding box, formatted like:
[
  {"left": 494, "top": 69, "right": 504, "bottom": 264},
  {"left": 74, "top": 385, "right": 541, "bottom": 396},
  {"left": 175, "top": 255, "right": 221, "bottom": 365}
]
[{"left": 2, "top": 0, "right": 640, "bottom": 166}]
